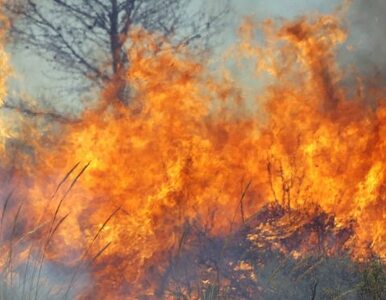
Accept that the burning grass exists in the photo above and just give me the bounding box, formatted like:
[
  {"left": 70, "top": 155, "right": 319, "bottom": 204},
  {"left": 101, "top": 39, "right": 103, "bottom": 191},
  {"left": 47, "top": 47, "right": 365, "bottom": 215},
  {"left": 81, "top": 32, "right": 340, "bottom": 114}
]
[
  {"left": 0, "top": 2, "right": 385, "bottom": 299},
  {"left": 150, "top": 203, "right": 385, "bottom": 299},
  {"left": 1, "top": 199, "right": 385, "bottom": 299}
]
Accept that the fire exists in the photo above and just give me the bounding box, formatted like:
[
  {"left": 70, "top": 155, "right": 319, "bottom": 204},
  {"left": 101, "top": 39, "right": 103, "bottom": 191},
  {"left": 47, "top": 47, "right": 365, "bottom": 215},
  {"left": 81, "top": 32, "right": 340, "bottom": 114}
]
[
  {"left": 0, "top": 2, "right": 10, "bottom": 153},
  {"left": 1, "top": 6, "right": 386, "bottom": 300}
]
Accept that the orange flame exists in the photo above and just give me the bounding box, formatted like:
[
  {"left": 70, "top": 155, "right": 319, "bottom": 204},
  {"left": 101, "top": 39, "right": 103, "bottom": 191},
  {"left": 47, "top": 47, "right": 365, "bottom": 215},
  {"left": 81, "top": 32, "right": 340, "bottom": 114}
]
[
  {"left": 0, "top": 3, "right": 10, "bottom": 152},
  {"left": 4, "top": 13, "right": 386, "bottom": 299}
]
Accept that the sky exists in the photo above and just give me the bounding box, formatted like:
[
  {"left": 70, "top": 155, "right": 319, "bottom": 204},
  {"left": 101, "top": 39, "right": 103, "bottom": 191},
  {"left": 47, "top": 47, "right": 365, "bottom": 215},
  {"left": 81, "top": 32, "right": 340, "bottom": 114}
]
[{"left": 7, "top": 0, "right": 383, "bottom": 114}]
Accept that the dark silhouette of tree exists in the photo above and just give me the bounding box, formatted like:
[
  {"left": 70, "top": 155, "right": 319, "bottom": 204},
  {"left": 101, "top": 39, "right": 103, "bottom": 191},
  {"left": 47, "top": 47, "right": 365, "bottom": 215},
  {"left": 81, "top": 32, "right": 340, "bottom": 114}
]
[{"left": 6, "top": 0, "right": 228, "bottom": 102}]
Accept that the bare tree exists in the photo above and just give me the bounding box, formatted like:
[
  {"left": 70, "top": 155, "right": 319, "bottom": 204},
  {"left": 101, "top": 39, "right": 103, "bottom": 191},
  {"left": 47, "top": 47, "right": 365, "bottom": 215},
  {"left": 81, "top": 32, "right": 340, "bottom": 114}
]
[{"left": 5, "top": 0, "right": 228, "bottom": 103}]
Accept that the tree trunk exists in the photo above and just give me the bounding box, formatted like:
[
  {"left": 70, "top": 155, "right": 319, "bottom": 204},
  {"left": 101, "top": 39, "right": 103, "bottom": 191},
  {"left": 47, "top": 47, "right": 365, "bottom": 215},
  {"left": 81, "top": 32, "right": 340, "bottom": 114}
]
[{"left": 109, "top": 0, "right": 128, "bottom": 104}]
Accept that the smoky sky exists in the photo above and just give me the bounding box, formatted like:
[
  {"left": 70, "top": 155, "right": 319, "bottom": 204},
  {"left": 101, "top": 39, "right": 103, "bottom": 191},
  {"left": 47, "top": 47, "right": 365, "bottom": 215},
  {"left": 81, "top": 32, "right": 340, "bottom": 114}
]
[
  {"left": 348, "top": 0, "right": 386, "bottom": 77},
  {"left": 7, "top": 0, "right": 386, "bottom": 108}
]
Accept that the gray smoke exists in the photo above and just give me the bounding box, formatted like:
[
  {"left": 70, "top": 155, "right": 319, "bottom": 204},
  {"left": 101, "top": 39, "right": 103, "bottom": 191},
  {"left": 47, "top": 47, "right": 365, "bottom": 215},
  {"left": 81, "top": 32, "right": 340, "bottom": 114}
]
[{"left": 346, "top": 0, "right": 386, "bottom": 80}]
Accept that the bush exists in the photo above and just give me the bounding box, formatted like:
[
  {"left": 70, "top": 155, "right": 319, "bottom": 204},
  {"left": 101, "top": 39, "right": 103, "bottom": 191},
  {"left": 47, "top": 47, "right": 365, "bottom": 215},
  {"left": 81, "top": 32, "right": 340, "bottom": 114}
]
[{"left": 360, "top": 258, "right": 386, "bottom": 300}]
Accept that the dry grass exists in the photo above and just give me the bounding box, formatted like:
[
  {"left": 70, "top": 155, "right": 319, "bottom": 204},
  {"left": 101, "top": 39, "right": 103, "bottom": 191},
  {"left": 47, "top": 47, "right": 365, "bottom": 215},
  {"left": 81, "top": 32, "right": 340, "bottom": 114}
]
[{"left": 0, "top": 162, "right": 118, "bottom": 300}]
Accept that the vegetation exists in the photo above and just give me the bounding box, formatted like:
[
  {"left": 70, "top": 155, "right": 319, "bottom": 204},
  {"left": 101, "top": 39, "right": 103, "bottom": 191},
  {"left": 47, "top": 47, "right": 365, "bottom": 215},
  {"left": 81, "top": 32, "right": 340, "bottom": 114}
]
[
  {"left": 5, "top": 0, "right": 228, "bottom": 102},
  {"left": 153, "top": 204, "right": 386, "bottom": 299},
  {"left": 360, "top": 258, "right": 386, "bottom": 300}
]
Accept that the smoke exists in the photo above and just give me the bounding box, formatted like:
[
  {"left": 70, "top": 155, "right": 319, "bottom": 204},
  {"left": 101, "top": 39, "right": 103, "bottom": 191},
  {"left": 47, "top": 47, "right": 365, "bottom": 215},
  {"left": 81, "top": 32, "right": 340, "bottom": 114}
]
[
  {"left": 346, "top": 0, "right": 386, "bottom": 79},
  {"left": 1, "top": 1, "right": 385, "bottom": 298},
  {"left": 0, "top": 258, "right": 90, "bottom": 300}
]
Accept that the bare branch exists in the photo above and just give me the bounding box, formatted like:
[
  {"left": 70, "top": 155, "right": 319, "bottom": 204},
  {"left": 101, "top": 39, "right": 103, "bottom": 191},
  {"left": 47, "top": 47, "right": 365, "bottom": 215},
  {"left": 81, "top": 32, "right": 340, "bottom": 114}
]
[{"left": 6, "top": 0, "right": 229, "bottom": 103}]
